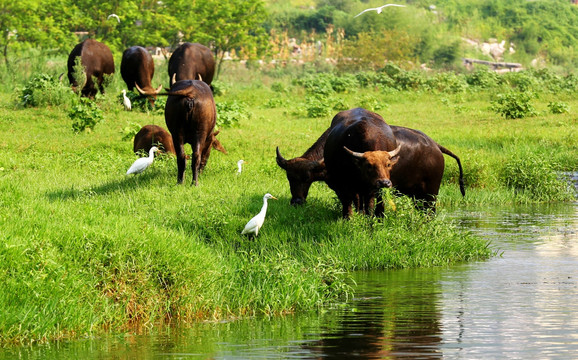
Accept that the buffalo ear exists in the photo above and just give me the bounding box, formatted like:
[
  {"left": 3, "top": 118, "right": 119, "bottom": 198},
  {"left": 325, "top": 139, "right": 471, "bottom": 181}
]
[
  {"left": 276, "top": 147, "right": 288, "bottom": 170},
  {"left": 212, "top": 137, "right": 227, "bottom": 154},
  {"left": 311, "top": 160, "right": 327, "bottom": 180}
]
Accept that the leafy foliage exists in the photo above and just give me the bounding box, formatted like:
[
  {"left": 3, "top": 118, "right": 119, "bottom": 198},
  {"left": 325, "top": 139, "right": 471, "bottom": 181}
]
[
  {"left": 216, "top": 100, "right": 250, "bottom": 127},
  {"left": 17, "top": 73, "right": 72, "bottom": 107},
  {"left": 491, "top": 91, "right": 537, "bottom": 119},
  {"left": 69, "top": 97, "right": 104, "bottom": 133}
]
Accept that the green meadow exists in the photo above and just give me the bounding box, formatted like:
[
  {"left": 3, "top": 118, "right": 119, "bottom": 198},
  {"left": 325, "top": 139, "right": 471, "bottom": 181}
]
[{"left": 0, "top": 56, "right": 576, "bottom": 345}]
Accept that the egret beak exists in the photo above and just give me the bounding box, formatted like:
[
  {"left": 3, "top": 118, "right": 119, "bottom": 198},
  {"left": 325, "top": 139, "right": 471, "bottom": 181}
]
[{"left": 271, "top": 196, "right": 278, "bottom": 200}]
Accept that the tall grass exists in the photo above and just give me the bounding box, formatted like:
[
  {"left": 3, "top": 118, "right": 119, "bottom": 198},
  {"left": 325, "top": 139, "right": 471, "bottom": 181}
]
[{"left": 1, "top": 56, "right": 576, "bottom": 345}]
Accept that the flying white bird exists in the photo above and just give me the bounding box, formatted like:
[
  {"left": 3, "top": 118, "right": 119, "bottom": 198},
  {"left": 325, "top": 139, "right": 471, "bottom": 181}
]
[
  {"left": 126, "top": 146, "right": 159, "bottom": 175},
  {"left": 354, "top": 3, "right": 406, "bottom": 18},
  {"left": 237, "top": 159, "right": 246, "bottom": 174},
  {"left": 122, "top": 89, "right": 131, "bottom": 111},
  {"left": 241, "top": 193, "right": 277, "bottom": 237},
  {"left": 107, "top": 14, "right": 121, "bottom": 23}
]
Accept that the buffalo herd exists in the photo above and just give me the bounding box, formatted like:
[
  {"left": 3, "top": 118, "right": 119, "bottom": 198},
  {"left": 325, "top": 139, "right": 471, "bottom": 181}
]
[{"left": 67, "top": 39, "right": 465, "bottom": 218}]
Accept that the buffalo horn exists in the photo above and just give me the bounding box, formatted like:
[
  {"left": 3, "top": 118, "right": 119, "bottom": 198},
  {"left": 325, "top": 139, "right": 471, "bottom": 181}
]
[
  {"left": 387, "top": 144, "right": 402, "bottom": 158},
  {"left": 171, "top": 73, "right": 176, "bottom": 85},
  {"left": 275, "top": 147, "right": 288, "bottom": 169},
  {"left": 155, "top": 84, "right": 163, "bottom": 94},
  {"left": 135, "top": 82, "right": 147, "bottom": 95},
  {"left": 198, "top": 73, "right": 203, "bottom": 82},
  {"left": 343, "top": 146, "right": 364, "bottom": 159}
]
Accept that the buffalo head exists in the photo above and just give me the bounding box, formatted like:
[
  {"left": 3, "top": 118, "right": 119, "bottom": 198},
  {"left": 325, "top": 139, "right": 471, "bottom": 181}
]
[
  {"left": 135, "top": 83, "right": 163, "bottom": 106},
  {"left": 344, "top": 144, "right": 401, "bottom": 190},
  {"left": 276, "top": 147, "right": 326, "bottom": 205}
]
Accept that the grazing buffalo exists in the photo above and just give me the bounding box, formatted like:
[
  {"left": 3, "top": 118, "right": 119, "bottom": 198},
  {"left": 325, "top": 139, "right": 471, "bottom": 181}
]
[
  {"left": 121, "top": 46, "right": 162, "bottom": 104},
  {"left": 275, "top": 110, "right": 349, "bottom": 205},
  {"left": 324, "top": 110, "right": 401, "bottom": 218},
  {"left": 164, "top": 79, "right": 226, "bottom": 185},
  {"left": 67, "top": 39, "right": 115, "bottom": 98},
  {"left": 276, "top": 108, "right": 465, "bottom": 214},
  {"left": 133, "top": 125, "right": 175, "bottom": 155},
  {"left": 168, "top": 43, "right": 215, "bottom": 86}
]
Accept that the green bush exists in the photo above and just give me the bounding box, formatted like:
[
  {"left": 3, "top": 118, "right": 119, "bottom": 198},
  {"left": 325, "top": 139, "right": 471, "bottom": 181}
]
[
  {"left": 305, "top": 95, "right": 332, "bottom": 118},
  {"left": 69, "top": 97, "right": 104, "bottom": 133},
  {"left": 491, "top": 91, "right": 537, "bottom": 119},
  {"left": 17, "top": 73, "right": 72, "bottom": 108},
  {"left": 500, "top": 153, "right": 574, "bottom": 202},
  {"left": 548, "top": 101, "right": 570, "bottom": 114},
  {"left": 216, "top": 100, "right": 250, "bottom": 127},
  {"left": 465, "top": 69, "right": 500, "bottom": 89}
]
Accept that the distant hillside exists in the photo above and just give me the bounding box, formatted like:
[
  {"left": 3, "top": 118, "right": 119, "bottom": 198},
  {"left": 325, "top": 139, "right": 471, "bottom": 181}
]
[{"left": 263, "top": 0, "right": 578, "bottom": 71}]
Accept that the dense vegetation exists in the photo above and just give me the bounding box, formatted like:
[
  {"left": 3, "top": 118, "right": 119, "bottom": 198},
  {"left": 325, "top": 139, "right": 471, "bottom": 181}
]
[{"left": 2, "top": 0, "right": 578, "bottom": 71}]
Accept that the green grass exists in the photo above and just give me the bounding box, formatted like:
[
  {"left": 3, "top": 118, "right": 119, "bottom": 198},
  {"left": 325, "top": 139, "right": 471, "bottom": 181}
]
[{"left": 1, "top": 59, "right": 576, "bottom": 345}]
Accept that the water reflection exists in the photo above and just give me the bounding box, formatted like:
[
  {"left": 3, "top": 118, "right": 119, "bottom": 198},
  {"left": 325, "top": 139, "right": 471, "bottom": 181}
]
[
  {"left": 1, "top": 203, "right": 576, "bottom": 359},
  {"left": 303, "top": 270, "right": 444, "bottom": 359}
]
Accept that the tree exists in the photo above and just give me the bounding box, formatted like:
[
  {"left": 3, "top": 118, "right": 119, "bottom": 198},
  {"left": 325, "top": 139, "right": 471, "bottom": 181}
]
[{"left": 180, "top": 0, "right": 269, "bottom": 78}]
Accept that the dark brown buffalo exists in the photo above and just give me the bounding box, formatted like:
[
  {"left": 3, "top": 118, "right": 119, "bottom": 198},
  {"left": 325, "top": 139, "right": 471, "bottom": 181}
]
[
  {"left": 164, "top": 79, "right": 226, "bottom": 185},
  {"left": 324, "top": 110, "right": 401, "bottom": 218},
  {"left": 168, "top": 43, "right": 215, "bottom": 86},
  {"left": 133, "top": 125, "right": 175, "bottom": 155},
  {"left": 121, "top": 46, "right": 162, "bottom": 103},
  {"left": 276, "top": 108, "right": 465, "bottom": 213},
  {"left": 67, "top": 39, "right": 115, "bottom": 98}
]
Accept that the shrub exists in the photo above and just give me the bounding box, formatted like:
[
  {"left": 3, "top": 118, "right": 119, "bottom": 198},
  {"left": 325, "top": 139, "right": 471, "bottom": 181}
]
[
  {"left": 121, "top": 122, "right": 142, "bottom": 142},
  {"left": 69, "top": 97, "right": 104, "bottom": 133},
  {"left": 216, "top": 100, "right": 250, "bottom": 127},
  {"left": 17, "top": 73, "right": 72, "bottom": 108},
  {"left": 358, "top": 95, "right": 387, "bottom": 112},
  {"left": 500, "top": 153, "right": 574, "bottom": 201},
  {"left": 491, "top": 91, "right": 537, "bottom": 119},
  {"left": 501, "top": 71, "right": 539, "bottom": 92},
  {"left": 305, "top": 95, "right": 332, "bottom": 118},
  {"left": 270, "top": 81, "right": 288, "bottom": 93},
  {"left": 548, "top": 101, "right": 569, "bottom": 114},
  {"left": 465, "top": 69, "right": 500, "bottom": 89},
  {"left": 426, "top": 72, "right": 468, "bottom": 93}
]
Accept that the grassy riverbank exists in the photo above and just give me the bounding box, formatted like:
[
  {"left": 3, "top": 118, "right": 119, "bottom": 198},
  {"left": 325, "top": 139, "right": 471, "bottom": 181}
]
[{"left": 0, "top": 59, "right": 575, "bottom": 345}]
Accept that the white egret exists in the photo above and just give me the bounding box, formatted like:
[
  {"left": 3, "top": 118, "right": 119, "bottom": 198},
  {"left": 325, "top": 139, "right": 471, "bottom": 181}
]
[
  {"left": 107, "top": 14, "right": 121, "bottom": 23},
  {"left": 241, "top": 193, "right": 277, "bottom": 237},
  {"left": 122, "top": 89, "right": 131, "bottom": 111},
  {"left": 237, "top": 159, "right": 246, "bottom": 174},
  {"left": 354, "top": 3, "right": 406, "bottom": 18},
  {"left": 126, "top": 146, "right": 159, "bottom": 175}
]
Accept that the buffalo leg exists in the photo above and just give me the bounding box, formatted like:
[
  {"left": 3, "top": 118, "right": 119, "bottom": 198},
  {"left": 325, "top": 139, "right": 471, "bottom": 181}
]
[
  {"left": 336, "top": 191, "right": 354, "bottom": 219},
  {"left": 173, "top": 138, "right": 186, "bottom": 184},
  {"left": 191, "top": 143, "right": 201, "bottom": 186}
]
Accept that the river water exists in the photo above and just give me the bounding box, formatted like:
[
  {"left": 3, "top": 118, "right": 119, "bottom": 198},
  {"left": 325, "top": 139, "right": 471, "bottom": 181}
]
[{"left": 2, "top": 202, "right": 577, "bottom": 359}]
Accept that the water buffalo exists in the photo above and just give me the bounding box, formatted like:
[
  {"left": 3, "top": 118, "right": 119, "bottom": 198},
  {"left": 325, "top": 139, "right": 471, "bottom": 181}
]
[
  {"left": 67, "top": 39, "right": 115, "bottom": 98},
  {"left": 164, "top": 79, "right": 226, "bottom": 185},
  {"left": 324, "top": 111, "right": 401, "bottom": 218},
  {"left": 121, "top": 46, "right": 162, "bottom": 104},
  {"left": 276, "top": 108, "right": 465, "bottom": 213},
  {"left": 168, "top": 43, "right": 215, "bottom": 87},
  {"left": 133, "top": 125, "right": 175, "bottom": 155}
]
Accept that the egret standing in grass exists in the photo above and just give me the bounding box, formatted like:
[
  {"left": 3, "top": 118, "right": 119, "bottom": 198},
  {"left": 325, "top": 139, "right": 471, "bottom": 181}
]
[
  {"left": 241, "top": 193, "right": 277, "bottom": 237},
  {"left": 126, "top": 146, "right": 158, "bottom": 175},
  {"left": 237, "top": 159, "right": 246, "bottom": 175},
  {"left": 354, "top": 3, "right": 406, "bottom": 18},
  {"left": 122, "top": 89, "right": 132, "bottom": 111}
]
